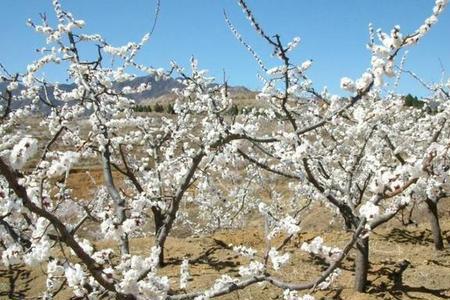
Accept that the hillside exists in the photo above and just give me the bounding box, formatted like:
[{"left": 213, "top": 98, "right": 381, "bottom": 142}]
[{"left": 0, "top": 75, "right": 256, "bottom": 114}]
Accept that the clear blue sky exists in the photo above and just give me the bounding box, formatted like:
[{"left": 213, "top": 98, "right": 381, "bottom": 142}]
[{"left": 0, "top": 1, "right": 449, "bottom": 96}]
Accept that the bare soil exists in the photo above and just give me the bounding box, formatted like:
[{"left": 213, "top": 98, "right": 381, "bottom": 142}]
[{"left": 1, "top": 168, "right": 449, "bottom": 300}]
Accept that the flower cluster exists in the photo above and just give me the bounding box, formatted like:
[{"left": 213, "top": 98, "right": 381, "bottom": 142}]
[{"left": 300, "top": 237, "right": 342, "bottom": 264}]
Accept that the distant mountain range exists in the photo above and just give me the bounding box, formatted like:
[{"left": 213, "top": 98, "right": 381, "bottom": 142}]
[{"left": 0, "top": 75, "right": 255, "bottom": 114}]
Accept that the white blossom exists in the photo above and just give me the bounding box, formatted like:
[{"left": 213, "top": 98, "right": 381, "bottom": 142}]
[
  {"left": 9, "top": 137, "right": 38, "bottom": 169},
  {"left": 359, "top": 201, "right": 380, "bottom": 221},
  {"left": 268, "top": 248, "right": 290, "bottom": 270},
  {"left": 238, "top": 261, "right": 265, "bottom": 277}
]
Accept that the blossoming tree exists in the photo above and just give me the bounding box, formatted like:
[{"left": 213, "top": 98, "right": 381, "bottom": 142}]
[{"left": 224, "top": 0, "right": 449, "bottom": 292}]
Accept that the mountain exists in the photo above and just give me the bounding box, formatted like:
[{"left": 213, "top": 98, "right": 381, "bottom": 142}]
[
  {"left": 116, "top": 75, "right": 183, "bottom": 101},
  {"left": 0, "top": 75, "right": 255, "bottom": 113}
]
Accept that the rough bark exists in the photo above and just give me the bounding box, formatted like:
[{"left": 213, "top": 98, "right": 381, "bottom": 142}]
[
  {"left": 425, "top": 198, "right": 444, "bottom": 250},
  {"left": 154, "top": 213, "right": 165, "bottom": 266},
  {"left": 354, "top": 237, "right": 370, "bottom": 292}
]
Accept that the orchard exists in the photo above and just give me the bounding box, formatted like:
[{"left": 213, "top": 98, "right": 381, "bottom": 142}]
[{"left": 0, "top": 0, "right": 449, "bottom": 299}]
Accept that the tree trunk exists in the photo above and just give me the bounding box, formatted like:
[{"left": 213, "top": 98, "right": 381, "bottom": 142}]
[
  {"left": 101, "top": 143, "right": 129, "bottom": 255},
  {"left": 156, "top": 227, "right": 168, "bottom": 267},
  {"left": 154, "top": 212, "right": 165, "bottom": 267},
  {"left": 425, "top": 198, "right": 444, "bottom": 250},
  {"left": 354, "top": 237, "right": 369, "bottom": 292},
  {"left": 119, "top": 234, "right": 130, "bottom": 256},
  {"left": 158, "top": 240, "right": 165, "bottom": 267}
]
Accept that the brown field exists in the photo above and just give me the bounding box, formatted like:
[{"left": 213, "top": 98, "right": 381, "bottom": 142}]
[
  {"left": 0, "top": 219, "right": 449, "bottom": 299},
  {"left": 1, "top": 166, "right": 449, "bottom": 300}
]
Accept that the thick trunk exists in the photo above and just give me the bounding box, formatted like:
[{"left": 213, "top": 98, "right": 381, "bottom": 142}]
[
  {"left": 156, "top": 227, "right": 167, "bottom": 267},
  {"left": 425, "top": 199, "right": 444, "bottom": 250},
  {"left": 158, "top": 239, "right": 165, "bottom": 267},
  {"left": 354, "top": 237, "right": 369, "bottom": 292},
  {"left": 119, "top": 234, "right": 130, "bottom": 256},
  {"left": 154, "top": 212, "right": 165, "bottom": 267}
]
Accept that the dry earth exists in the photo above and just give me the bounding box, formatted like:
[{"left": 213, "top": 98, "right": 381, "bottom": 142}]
[
  {"left": 1, "top": 220, "right": 449, "bottom": 299},
  {"left": 1, "top": 166, "right": 449, "bottom": 299}
]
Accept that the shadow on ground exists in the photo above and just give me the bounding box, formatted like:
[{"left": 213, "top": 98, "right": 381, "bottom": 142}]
[
  {"left": 368, "top": 259, "right": 450, "bottom": 300},
  {"left": 166, "top": 238, "right": 241, "bottom": 273},
  {"left": 0, "top": 264, "right": 32, "bottom": 299},
  {"left": 382, "top": 227, "right": 435, "bottom": 246}
]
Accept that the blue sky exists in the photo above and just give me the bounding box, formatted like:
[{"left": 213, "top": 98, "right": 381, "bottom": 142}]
[{"left": 0, "top": 1, "right": 449, "bottom": 96}]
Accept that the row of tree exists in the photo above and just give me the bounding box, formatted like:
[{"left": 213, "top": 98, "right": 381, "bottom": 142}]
[
  {"left": 134, "top": 103, "right": 175, "bottom": 114},
  {"left": 134, "top": 103, "right": 265, "bottom": 116}
]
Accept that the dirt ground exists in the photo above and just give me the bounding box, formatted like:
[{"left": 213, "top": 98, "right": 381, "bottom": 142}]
[
  {"left": 1, "top": 168, "right": 449, "bottom": 300},
  {"left": 1, "top": 218, "right": 449, "bottom": 299}
]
